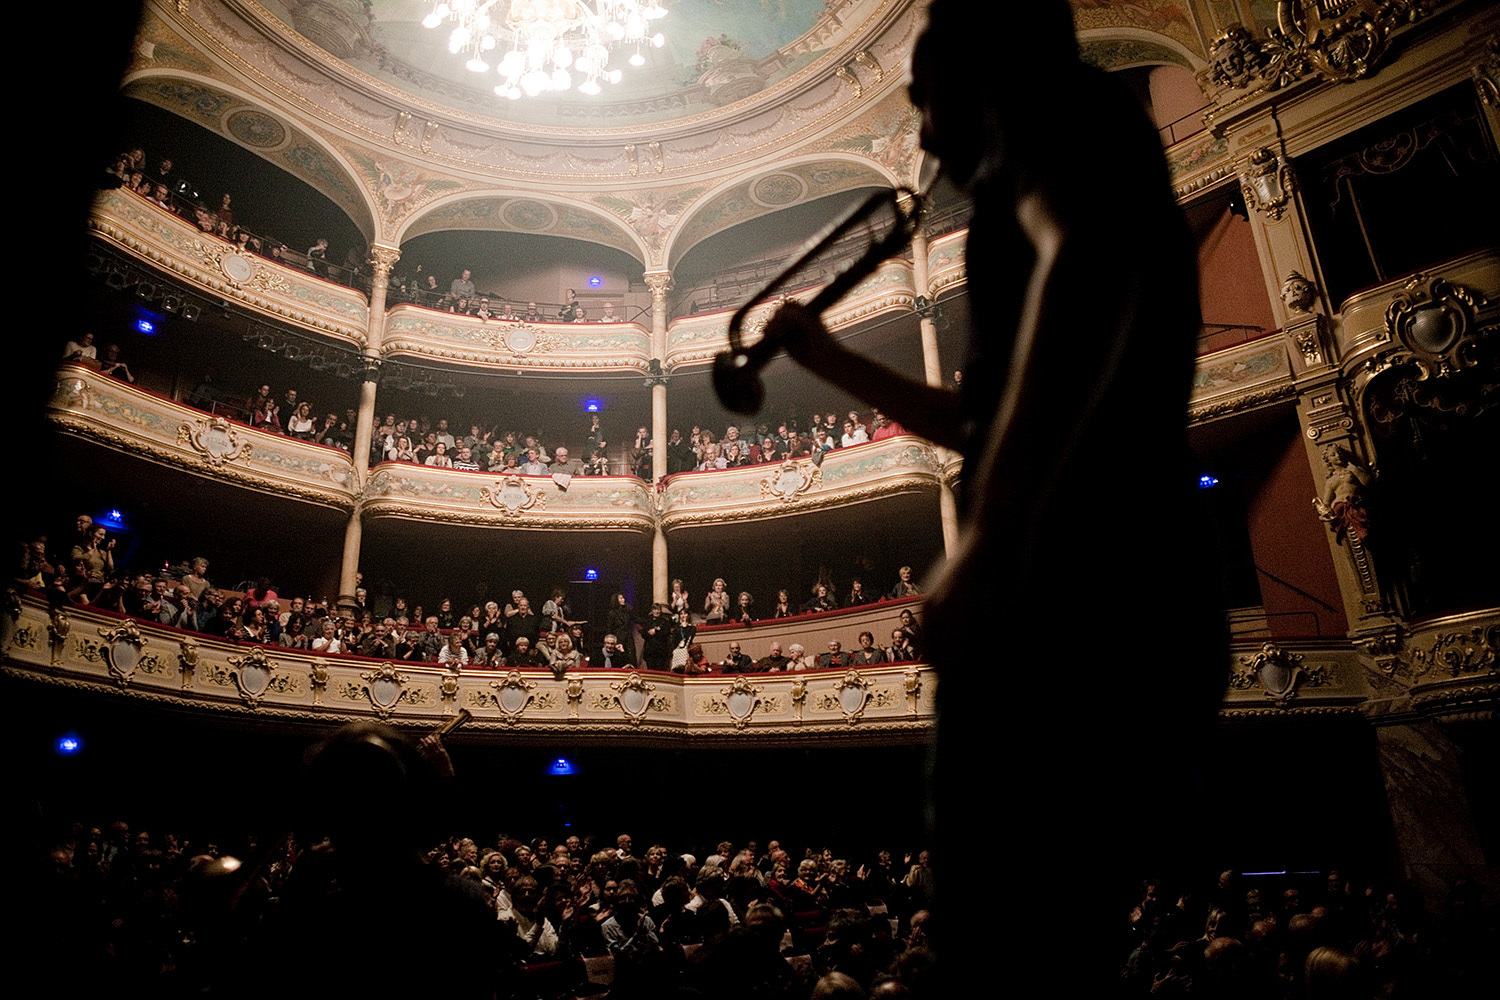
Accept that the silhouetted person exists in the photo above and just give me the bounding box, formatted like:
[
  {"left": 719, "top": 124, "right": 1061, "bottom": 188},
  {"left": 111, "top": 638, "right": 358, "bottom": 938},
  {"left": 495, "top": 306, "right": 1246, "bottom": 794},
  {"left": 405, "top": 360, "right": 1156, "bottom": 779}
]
[{"left": 764, "top": 0, "right": 1226, "bottom": 984}]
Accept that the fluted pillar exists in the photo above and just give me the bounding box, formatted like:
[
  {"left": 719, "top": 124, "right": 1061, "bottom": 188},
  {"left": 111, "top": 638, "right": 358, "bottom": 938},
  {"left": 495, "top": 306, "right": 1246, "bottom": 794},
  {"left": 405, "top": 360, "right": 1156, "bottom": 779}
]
[
  {"left": 338, "top": 242, "right": 399, "bottom": 611},
  {"left": 911, "top": 227, "right": 959, "bottom": 557},
  {"left": 644, "top": 270, "right": 674, "bottom": 605}
]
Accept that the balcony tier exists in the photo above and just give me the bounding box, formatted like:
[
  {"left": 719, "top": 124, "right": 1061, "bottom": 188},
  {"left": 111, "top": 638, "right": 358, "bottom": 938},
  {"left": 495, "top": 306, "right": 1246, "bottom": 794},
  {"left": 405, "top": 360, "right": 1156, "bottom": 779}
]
[
  {"left": 2, "top": 595, "right": 937, "bottom": 747},
  {"left": 49, "top": 365, "right": 358, "bottom": 511},
  {"left": 658, "top": 436, "right": 945, "bottom": 530}
]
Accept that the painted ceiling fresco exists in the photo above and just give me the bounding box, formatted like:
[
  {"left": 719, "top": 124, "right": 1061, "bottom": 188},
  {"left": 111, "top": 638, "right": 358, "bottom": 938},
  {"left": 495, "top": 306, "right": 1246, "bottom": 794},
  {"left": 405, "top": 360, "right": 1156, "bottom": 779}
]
[{"left": 356, "top": 0, "right": 866, "bottom": 125}]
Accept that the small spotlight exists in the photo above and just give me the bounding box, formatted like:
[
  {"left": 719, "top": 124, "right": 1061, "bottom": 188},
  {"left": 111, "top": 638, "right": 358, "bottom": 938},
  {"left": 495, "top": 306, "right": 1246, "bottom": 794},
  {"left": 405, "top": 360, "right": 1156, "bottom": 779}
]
[
  {"left": 135, "top": 318, "right": 156, "bottom": 335},
  {"left": 56, "top": 734, "right": 82, "bottom": 755},
  {"left": 584, "top": 568, "right": 599, "bottom": 581},
  {"left": 180, "top": 304, "right": 201, "bottom": 322},
  {"left": 588, "top": 276, "right": 602, "bottom": 288},
  {"left": 1198, "top": 474, "right": 1219, "bottom": 489},
  {"left": 136, "top": 282, "right": 157, "bottom": 301},
  {"left": 548, "top": 757, "right": 576, "bottom": 775}
]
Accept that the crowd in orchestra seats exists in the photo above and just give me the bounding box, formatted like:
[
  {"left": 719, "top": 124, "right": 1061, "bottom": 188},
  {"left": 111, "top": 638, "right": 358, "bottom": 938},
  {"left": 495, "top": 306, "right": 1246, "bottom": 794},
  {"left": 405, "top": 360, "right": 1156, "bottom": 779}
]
[
  {"left": 33, "top": 786, "right": 1494, "bottom": 999},
  {"left": 16, "top": 514, "right": 928, "bottom": 676}
]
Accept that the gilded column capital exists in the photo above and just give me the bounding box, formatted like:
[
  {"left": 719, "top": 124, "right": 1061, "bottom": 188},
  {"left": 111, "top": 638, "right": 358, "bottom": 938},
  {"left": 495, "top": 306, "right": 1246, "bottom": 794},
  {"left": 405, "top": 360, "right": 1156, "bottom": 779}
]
[
  {"left": 368, "top": 243, "right": 402, "bottom": 276},
  {"left": 643, "top": 270, "right": 674, "bottom": 304}
]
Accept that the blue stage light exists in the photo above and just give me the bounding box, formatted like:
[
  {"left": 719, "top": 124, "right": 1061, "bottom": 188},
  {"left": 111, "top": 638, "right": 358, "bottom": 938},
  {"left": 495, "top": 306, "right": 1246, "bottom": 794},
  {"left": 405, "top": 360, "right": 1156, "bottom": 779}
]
[
  {"left": 136, "top": 318, "right": 156, "bottom": 334},
  {"left": 584, "top": 568, "right": 599, "bottom": 581},
  {"left": 549, "top": 757, "right": 576, "bottom": 775},
  {"left": 588, "top": 276, "right": 602, "bottom": 288},
  {"left": 1198, "top": 474, "right": 1219, "bottom": 489},
  {"left": 583, "top": 398, "right": 601, "bottom": 413},
  {"left": 57, "top": 734, "right": 82, "bottom": 755}
]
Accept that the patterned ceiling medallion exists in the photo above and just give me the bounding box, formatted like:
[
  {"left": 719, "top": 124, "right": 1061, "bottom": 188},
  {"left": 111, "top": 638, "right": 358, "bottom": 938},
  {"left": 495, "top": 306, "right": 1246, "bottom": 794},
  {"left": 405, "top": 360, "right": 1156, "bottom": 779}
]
[
  {"left": 479, "top": 475, "right": 547, "bottom": 517},
  {"left": 502, "top": 200, "right": 558, "bottom": 231},
  {"left": 750, "top": 172, "right": 808, "bottom": 208},
  {"left": 225, "top": 109, "right": 288, "bottom": 149},
  {"left": 178, "top": 416, "right": 253, "bottom": 467}
]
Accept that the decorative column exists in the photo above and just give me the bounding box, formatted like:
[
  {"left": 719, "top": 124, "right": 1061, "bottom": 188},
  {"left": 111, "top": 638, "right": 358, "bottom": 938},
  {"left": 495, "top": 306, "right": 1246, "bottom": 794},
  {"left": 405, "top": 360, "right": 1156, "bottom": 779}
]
[
  {"left": 911, "top": 225, "right": 958, "bottom": 557},
  {"left": 337, "top": 242, "right": 400, "bottom": 611},
  {"left": 644, "top": 269, "right": 673, "bottom": 605}
]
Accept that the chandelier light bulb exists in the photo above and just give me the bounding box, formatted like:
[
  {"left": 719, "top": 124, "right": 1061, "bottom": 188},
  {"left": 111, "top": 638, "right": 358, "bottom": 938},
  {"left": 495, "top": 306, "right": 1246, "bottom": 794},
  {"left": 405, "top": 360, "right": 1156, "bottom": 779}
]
[{"left": 421, "top": 0, "right": 668, "bottom": 102}]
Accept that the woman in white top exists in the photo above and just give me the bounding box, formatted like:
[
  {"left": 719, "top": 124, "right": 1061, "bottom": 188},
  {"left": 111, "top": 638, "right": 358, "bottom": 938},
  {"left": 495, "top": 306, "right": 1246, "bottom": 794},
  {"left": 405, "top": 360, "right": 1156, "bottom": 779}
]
[
  {"left": 438, "top": 631, "right": 469, "bottom": 667},
  {"left": 703, "top": 578, "right": 730, "bottom": 623},
  {"left": 425, "top": 442, "right": 454, "bottom": 468},
  {"left": 286, "top": 402, "right": 316, "bottom": 439}
]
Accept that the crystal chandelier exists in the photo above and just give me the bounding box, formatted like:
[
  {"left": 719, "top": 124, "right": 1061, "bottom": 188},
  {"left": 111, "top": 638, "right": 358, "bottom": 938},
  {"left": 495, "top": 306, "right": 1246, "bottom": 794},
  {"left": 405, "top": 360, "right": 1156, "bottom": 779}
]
[{"left": 421, "top": 1, "right": 668, "bottom": 100}]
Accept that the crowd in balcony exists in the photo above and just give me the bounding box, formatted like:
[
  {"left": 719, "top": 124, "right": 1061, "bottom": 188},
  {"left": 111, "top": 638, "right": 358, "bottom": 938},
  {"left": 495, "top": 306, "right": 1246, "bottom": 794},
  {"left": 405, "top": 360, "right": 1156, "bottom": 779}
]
[
  {"left": 17, "top": 515, "right": 926, "bottom": 678},
  {"left": 106, "top": 147, "right": 366, "bottom": 286}
]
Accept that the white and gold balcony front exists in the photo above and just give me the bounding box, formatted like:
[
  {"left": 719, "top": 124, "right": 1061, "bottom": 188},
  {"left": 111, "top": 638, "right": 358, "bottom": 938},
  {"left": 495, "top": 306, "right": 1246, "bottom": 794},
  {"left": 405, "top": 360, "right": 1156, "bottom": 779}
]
[
  {"left": 659, "top": 435, "right": 947, "bottom": 531},
  {"left": 48, "top": 365, "right": 952, "bottom": 532},
  {"left": 2, "top": 595, "right": 936, "bottom": 747},
  {"left": 49, "top": 363, "right": 358, "bottom": 511}
]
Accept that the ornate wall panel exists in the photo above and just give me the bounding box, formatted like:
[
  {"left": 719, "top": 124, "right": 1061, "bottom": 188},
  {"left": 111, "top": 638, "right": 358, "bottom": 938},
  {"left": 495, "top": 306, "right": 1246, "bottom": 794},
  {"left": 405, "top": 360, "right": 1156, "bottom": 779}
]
[
  {"left": 2, "top": 596, "right": 937, "bottom": 745},
  {"left": 90, "top": 188, "right": 369, "bottom": 345},
  {"left": 361, "top": 466, "right": 657, "bottom": 531},
  {"left": 381, "top": 307, "right": 653, "bottom": 371},
  {"left": 48, "top": 366, "right": 359, "bottom": 510},
  {"left": 926, "top": 229, "right": 967, "bottom": 299},
  {"left": 1188, "top": 337, "right": 1297, "bottom": 422},
  {"left": 659, "top": 436, "right": 941, "bottom": 530}
]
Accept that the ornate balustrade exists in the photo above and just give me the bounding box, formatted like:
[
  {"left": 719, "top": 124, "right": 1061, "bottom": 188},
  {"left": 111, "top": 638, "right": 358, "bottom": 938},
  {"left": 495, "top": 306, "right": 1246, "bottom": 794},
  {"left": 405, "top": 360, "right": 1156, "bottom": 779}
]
[
  {"left": 9, "top": 595, "right": 1487, "bottom": 744},
  {"left": 658, "top": 436, "right": 944, "bottom": 530},
  {"left": 88, "top": 188, "right": 369, "bottom": 345},
  {"left": 381, "top": 306, "right": 653, "bottom": 372},
  {"left": 1334, "top": 248, "right": 1498, "bottom": 373},
  {"left": 1221, "top": 607, "right": 1497, "bottom": 720},
  {"left": 1, "top": 595, "right": 936, "bottom": 746},
  {"left": 49, "top": 365, "right": 358, "bottom": 510},
  {"left": 927, "top": 229, "right": 967, "bottom": 300},
  {"left": 690, "top": 597, "right": 925, "bottom": 666},
  {"left": 1188, "top": 337, "right": 1297, "bottom": 423},
  {"left": 361, "top": 463, "right": 657, "bottom": 531}
]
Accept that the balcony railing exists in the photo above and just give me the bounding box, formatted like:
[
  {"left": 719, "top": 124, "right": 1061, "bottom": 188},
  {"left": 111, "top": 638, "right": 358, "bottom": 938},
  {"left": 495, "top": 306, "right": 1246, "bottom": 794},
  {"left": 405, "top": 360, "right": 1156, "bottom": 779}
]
[
  {"left": 49, "top": 364, "right": 358, "bottom": 511},
  {"left": 2, "top": 595, "right": 937, "bottom": 744}
]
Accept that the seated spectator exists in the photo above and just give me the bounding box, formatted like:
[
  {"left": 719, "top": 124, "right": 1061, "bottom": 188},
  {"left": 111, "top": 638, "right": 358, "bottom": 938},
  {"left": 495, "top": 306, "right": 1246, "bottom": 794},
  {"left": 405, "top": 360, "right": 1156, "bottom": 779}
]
[
  {"left": 507, "top": 636, "right": 543, "bottom": 670},
  {"left": 753, "top": 642, "right": 790, "bottom": 673},
  {"left": 888, "top": 566, "right": 920, "bottom": 599},
  {"left": 424, "top": 442, "right": 454, "bottom": 468},
  {"left": 438, "top": 631, "right": 469, "bottom": 668},
  {"left": 846, "top": 579, "right": 873, "bottom": 607},
  {"left": 802, "top": 584, "right": 838, "bottom": 614},
  {"left": 732, "top": 591, "right": 756, "bottom": 624},
  {"left": 541, "top": 633, "right": 582, "bottom": 679},
  {"left": 816, "top": 641, "right": 850, "bottom": 670},
  {"left": 851, "top": 632, "right": 887, "bottom": 666},
  {"left": 591, "top": 633, "right": 634, "bottom": 670},
  {"left": 720, "top": 642, "right": 753, "bottom": 673},
  {"left": 285, "top": 402, "right": 315, "bottom": 439},
  {"left": 887, "top": 629, "right": 918, "bottom": 663},
  {"left": 598, "top": 301, "right": 622, "bottom": 322},
  {"left": 786, "top": 643, "right": 810, "bottom": 671},
  {"left": 840, "top": 419, "right": 868, "bottom": 448},
  {"left": 870, "top": 409, "right": 907, "bottom": 440},
  {"left": 63, "top": 331, "right": 99, "bottom": 366}
]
